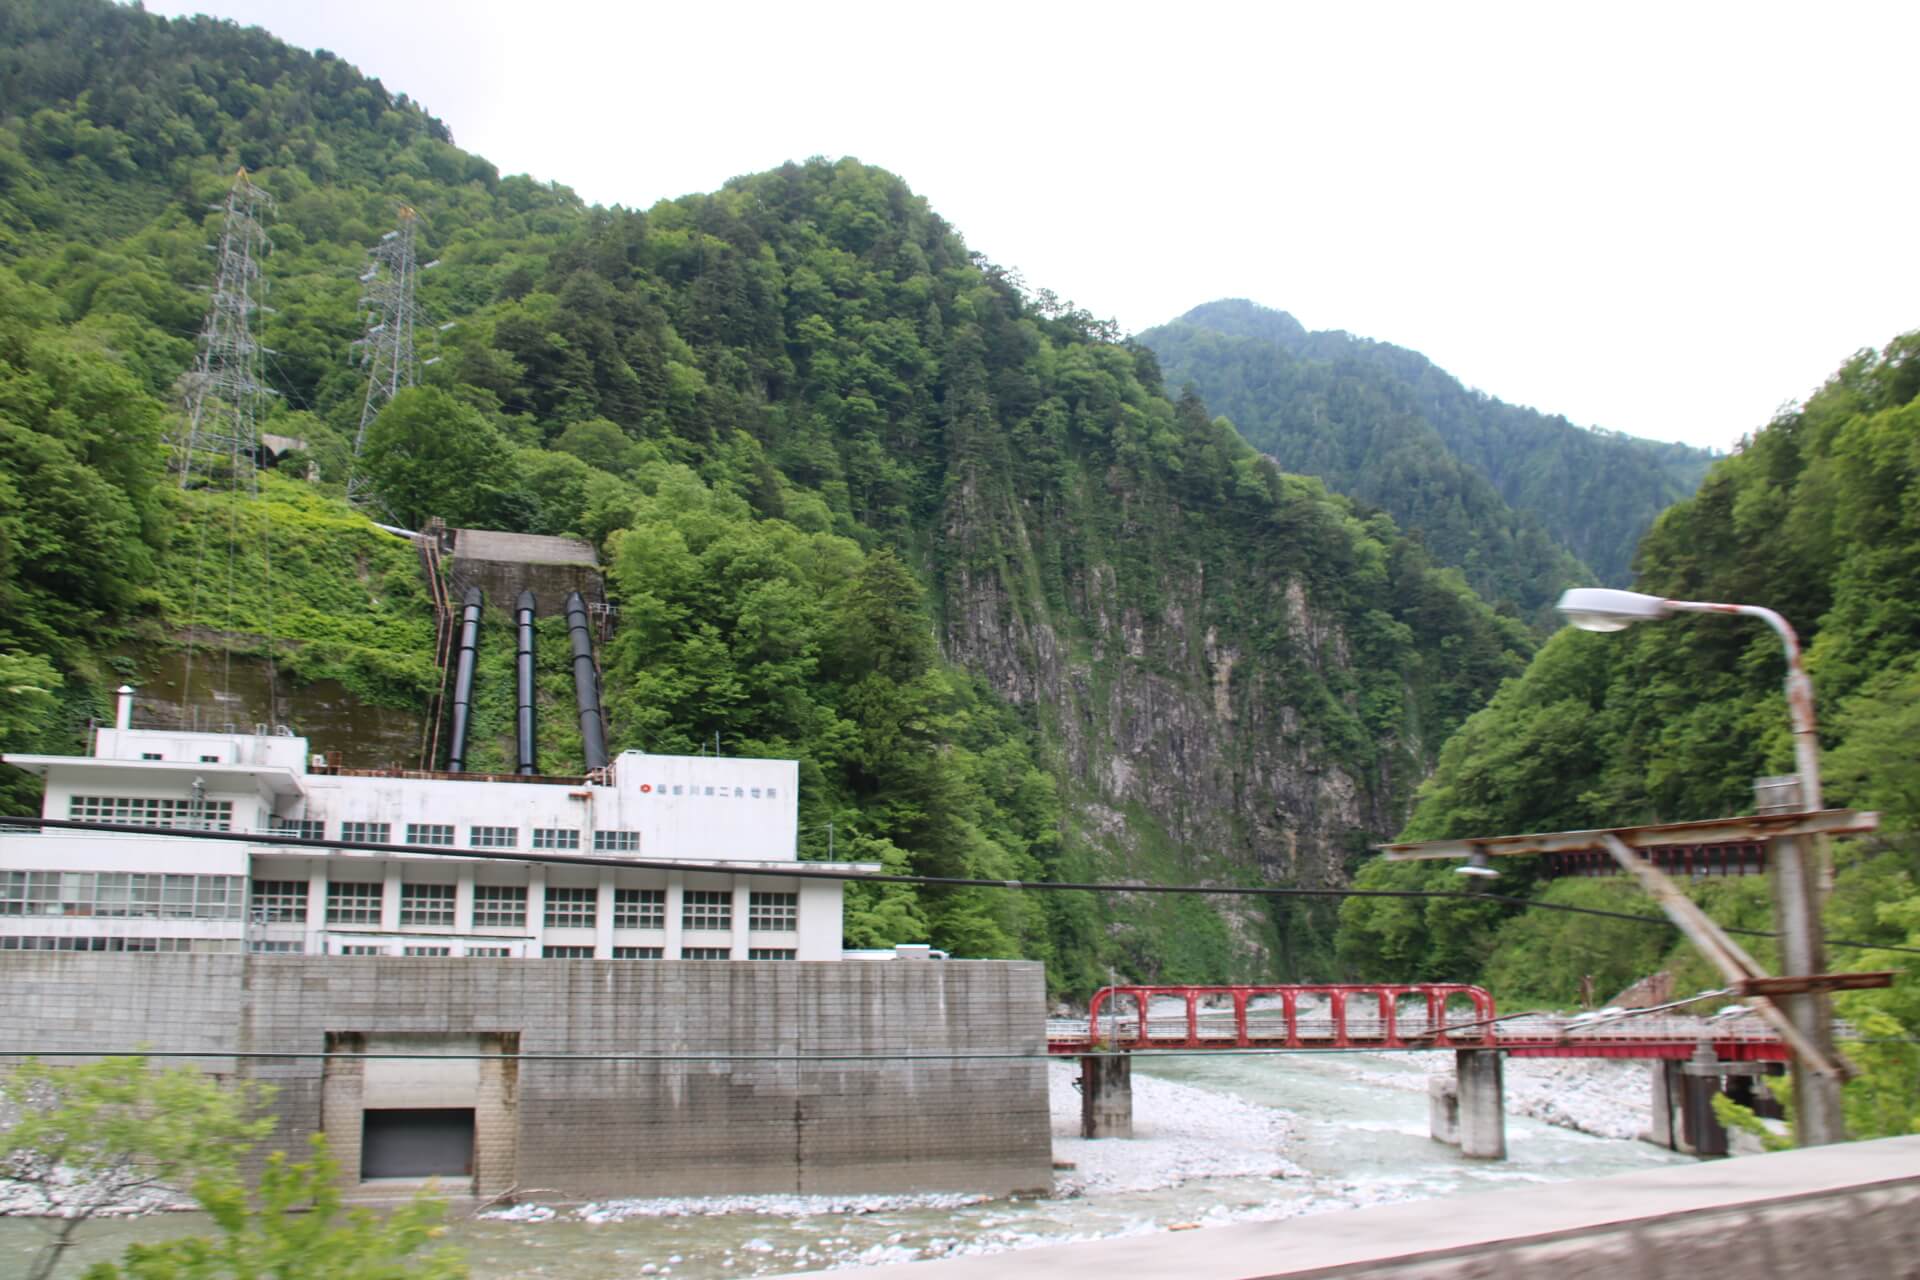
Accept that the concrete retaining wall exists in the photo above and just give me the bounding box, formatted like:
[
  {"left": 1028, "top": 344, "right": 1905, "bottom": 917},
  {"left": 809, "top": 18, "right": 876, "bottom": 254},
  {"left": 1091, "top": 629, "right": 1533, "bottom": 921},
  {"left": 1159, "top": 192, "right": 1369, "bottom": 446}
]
[{"left": 0, "top": 955, "right": 1050, "bottom": 1200}]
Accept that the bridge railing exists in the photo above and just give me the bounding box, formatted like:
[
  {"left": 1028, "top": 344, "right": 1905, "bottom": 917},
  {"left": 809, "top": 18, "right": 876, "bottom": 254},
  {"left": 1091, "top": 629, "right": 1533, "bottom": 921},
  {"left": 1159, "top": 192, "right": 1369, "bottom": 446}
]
[{"left": 1077, "top": 984, "right": 1498, "bottom": 1051}]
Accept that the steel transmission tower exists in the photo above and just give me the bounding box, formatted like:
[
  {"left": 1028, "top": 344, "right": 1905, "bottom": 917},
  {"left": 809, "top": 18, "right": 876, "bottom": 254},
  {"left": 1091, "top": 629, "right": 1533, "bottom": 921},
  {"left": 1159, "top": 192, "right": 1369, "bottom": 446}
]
[
  {"left": 348, "top": 206, "right": 439, "bottom": 503},
  {"left": 176, "top": 169, "right": 274, "bottom": 491}
]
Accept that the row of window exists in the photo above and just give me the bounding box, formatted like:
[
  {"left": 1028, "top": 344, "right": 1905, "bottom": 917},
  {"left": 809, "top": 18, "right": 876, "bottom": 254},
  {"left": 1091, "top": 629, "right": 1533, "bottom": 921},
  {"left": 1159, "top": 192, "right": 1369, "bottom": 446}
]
[
  {"left": 251, "top": 881, "right": 798, "bottom": 932},
  {"left": 283, "top": 820, "right": 639, "bottom": 852},
  {"left": 321, "top": 944, "right": 795, "bottom": 959},
  {"left": 0, "top": 935, "right": 240, "bottom": 953},
  {"left": 69, "top": 796, "right": 234, "bottom": 832},
  {"left": 4, "top": 933, "right": 797, "bottom": 959},
  {"left": 1, "top": 871, "right": 247, "bottom": 920}
]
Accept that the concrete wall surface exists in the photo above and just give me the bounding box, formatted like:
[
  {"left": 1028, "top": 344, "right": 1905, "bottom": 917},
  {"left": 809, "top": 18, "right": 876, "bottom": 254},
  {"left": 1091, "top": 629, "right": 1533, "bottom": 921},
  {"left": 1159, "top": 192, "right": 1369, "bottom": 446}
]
[
  {"left": 0, "top": 954, "right": 1050, "bottom": 1200},
  {"left": 829, "top": 1134, "right": 1920, "bottom": 1279}
]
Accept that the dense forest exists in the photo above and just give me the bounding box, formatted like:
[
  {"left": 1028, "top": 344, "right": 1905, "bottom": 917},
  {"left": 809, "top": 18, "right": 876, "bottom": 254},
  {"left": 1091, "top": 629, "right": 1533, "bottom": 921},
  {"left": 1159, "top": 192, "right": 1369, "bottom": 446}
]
[
  {"left": 0, "top": 0, "right": 1533, "bottom": 986},
  {"left": 1339, "top": 336, "right": 1920, "bottom": 1136},
  {"left": 1140, "top": 300, "right": 1718, "bottom": 615}
]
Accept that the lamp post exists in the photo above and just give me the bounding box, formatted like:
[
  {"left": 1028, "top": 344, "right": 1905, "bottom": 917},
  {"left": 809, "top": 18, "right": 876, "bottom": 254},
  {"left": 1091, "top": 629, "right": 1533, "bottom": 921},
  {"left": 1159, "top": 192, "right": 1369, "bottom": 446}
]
[{"left": 1556, "top": 587, "right": 1846, "bottom": 1147}]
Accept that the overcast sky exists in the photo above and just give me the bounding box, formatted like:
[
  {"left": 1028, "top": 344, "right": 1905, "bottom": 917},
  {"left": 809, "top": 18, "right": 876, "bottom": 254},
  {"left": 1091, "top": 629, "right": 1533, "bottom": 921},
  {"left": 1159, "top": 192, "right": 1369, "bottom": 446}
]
[{"left": 144, "top": 0, "right": 1919, "bottom": 451}]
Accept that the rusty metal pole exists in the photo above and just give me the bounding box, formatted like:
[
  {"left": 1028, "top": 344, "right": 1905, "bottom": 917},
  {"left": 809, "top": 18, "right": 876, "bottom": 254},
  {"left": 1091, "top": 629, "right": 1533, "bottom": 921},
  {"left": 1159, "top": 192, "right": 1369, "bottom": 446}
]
[
  {"left": 1756, "top": 777, "right": 1846, "bottom": 1147},
  {"left": 1556, "top": 591, "right": 1848, "bottom": 1147},
  {"left": 1670, "top": 602, "right": 1842, "bottom": 1146}
]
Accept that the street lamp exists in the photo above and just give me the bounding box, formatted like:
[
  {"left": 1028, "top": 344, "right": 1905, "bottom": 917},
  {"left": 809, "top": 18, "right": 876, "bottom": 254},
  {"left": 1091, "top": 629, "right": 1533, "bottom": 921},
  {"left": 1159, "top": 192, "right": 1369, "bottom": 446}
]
[
  {"left": 1557, "top": 589, "right": 1823, "bottom": 811},
  {"left": 1555, "top": 587, "right": 1844, "bottom": 1146}
]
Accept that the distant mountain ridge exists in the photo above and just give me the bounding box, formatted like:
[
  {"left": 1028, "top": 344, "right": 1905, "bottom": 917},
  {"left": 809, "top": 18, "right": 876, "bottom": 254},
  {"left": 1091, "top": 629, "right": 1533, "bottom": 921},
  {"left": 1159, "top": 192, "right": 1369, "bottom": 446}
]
[{"left": 1140, "top": 300, "right": 1717, "bottom": 597}]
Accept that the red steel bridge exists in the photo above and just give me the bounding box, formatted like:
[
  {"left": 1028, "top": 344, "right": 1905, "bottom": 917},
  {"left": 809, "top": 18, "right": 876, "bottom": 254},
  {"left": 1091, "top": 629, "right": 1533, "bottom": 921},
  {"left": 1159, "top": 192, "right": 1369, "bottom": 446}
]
[{"left": 1045, "top": 983, "right": 1793, "bottom": 1063}]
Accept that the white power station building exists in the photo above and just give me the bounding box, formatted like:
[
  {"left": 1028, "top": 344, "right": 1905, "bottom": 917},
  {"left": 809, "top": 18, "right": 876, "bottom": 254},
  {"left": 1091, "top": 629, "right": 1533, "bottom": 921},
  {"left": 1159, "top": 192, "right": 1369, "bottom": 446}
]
[{"left": 1, "top": 688, "right": 865, "bottom": 961}]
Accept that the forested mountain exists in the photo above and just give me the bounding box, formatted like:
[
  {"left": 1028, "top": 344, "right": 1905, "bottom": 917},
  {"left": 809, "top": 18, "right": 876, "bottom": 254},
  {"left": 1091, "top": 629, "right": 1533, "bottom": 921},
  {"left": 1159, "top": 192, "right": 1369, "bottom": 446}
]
[
  {"left": 0, "top": 0, "right": 1532, "bottom": 985},
  {"left": 1338, "top": 335, "right": 1920, "bottom": 1137},
  {"left": 1140, "top": 300, "right": 1719, "bottom": 608}
]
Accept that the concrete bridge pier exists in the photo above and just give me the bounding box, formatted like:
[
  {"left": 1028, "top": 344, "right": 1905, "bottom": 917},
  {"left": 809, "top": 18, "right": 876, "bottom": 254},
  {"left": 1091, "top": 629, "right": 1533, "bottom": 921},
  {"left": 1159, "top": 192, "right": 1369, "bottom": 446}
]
[
  {"left": 1080, "top": 1054, "right": 1132, "bottom": 1138},
  {"left": 1428, "top": 1050, "right": 1506, "bottom": 1158},
  {"left": 1650, "top": 1049, "right": 1777, "bottom": 1155},
  {"left": 1456, "top": 1049, "right": 1506, "bottom": 1158}
]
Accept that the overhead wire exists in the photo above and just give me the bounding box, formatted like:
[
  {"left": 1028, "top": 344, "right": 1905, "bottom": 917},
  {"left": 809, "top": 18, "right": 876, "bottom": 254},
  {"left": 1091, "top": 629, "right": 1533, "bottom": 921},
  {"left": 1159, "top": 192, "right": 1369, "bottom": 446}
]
[{"left": 8, "top": 817, "right": 1920, "bottom": 957}]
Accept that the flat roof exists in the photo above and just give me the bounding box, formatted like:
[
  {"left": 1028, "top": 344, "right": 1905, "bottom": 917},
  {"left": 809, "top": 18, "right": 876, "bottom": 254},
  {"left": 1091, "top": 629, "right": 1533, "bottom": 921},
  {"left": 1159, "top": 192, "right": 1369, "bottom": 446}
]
[
  {"left": 451, "top": 529, "right": 597, "bottom": 566},
  {"left": 1, "top": 755, "right": 305, "bottom": 797}
]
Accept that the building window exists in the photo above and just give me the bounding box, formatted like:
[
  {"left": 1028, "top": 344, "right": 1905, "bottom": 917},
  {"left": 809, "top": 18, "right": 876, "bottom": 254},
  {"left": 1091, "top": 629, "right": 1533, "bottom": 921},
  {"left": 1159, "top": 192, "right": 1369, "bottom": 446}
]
[
  {"left": 405, "top": 823, "right": 454, "bottom": 847},
  {"left": 341, "top": 821, "right": 390, "bottom": 844},
  {"left": 465, "top": 946, "right": 512, "bottom": 958},
  {"left": 270, "top": 817, "right": 325, "bottom": 840},
  {"left": 69, "top": 795, "right": 233, "bottom": 831},
  {"left": 592, "top": 830, "right": 639, "bottom": 853},
  {"left": 199, "top": 755, "right": 220, "bottom": 763},
  {"left": 748, "top": 948, "right": 797, "bottom": 960},
  {"left": 613, "top": 888, "right": 664, "bottom": 930},
  {"left": 249, "top": 939, "right": 304, "bottom": 954},
  {"left": 338, "top": 944, "right": 384, "bottom": 956},
  {"left": 249, "top": 880, "right": 308, "bottom": 924},
  {"left": 0, "top": 871, "right": 243, "bottom": 920},
  {"left": 470, "top": 825, "right": 518, "bottom": 848},
  {"left": 680, "top": 946, "right": 730, "bottom": 960},
  {"left": 399, "top": 883, "right": 455, "bottom": 927},
  {"left": 612, "top": 946, "right": 663, "bottom": 959},
  {"left": 403, "top": 946, "right": 452, "bottom": 957},
  {"left": 0, "top": 935, "right": 209, "bottom": 953},
  {"left": 749, "top": 891, "right": 798, "bottom": 932},
  {"left": 543, "top": 886, "right": 596, "bottom": 929},
  {"left": 532, "top": 828, "right": 579, "bottom": 851},
  {"left": 326, "top": 881, "right": 383, "bottom": 925},
  {"left": 542, "top": 945, "right": 594, "bottom": 958},
  {"left": 682, "top": 890, "right": 732, "bottom": 931},
  {"left": 471, "top": 885, "right": 527, "bottom": 929},
  {"left": 141, "top": 752, "right": 162, "bottom": 760}
]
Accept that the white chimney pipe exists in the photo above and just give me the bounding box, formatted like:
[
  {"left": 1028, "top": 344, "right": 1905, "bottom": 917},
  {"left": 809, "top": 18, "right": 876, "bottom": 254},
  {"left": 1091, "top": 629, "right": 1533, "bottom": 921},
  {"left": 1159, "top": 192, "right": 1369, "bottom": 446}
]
[{"left": 115, "top": 685, "right": 134, "bottom": 731}]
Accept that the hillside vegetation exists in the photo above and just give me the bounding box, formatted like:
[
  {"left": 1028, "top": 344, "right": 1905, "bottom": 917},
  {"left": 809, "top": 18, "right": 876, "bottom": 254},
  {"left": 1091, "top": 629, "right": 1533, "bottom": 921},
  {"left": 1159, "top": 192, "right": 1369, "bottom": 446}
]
[
  {"left": 1140, "top": 300, "right": 1718, "bottom": 613},
  {"left": 0, "top": 0, "right": 1532, "bottom": 984}
]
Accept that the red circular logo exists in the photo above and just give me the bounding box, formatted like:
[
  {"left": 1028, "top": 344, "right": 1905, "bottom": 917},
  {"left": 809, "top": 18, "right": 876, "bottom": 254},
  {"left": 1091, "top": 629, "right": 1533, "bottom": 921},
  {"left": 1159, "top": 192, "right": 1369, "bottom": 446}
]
[{"left": 640, "top": 784, "right": 652, "bottom": 793}]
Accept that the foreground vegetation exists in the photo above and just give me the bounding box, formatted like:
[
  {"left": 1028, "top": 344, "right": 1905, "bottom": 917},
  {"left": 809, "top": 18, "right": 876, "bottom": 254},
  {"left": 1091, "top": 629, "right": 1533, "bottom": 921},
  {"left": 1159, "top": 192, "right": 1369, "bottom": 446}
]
[{"left": 1, "top": 1056, "right": 461, "bottom": 1280}]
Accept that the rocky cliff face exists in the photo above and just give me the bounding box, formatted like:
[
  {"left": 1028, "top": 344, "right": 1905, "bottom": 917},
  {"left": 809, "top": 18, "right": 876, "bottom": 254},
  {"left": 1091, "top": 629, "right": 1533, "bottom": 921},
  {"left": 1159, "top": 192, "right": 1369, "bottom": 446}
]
[{"left": 933, "top": 387, "right": 1517, "bottom": 975}]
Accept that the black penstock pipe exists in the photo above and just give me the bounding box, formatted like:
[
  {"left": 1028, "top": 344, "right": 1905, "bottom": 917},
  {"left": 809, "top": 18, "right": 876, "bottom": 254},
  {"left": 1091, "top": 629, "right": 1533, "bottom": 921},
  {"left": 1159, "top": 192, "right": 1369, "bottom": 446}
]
[
  {"left": 446, "top": 586, "right": 484, "bottom": 772},
  {"left": 515, "top": 589, "right": 538, "bottom": 776},
  {"left": 566, "top": 591, "right": 608, "bottom": 771}
]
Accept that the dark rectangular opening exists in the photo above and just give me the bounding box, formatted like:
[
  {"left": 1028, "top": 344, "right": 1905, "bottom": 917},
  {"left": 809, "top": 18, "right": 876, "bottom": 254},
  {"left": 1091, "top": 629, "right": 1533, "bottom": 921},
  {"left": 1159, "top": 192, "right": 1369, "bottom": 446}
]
[{"left": 360, "top": 1108, "right": 475, "bottom": 1180}]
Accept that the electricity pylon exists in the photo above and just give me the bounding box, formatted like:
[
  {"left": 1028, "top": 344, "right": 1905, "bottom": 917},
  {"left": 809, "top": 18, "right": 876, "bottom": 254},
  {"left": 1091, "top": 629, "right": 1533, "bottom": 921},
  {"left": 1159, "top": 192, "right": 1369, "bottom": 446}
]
[
  {"left": 176, "top": 169, "right": 273, "bottom": 492},
  {"left": 348, "top": 206, "right": 439, "bottom": 503}
]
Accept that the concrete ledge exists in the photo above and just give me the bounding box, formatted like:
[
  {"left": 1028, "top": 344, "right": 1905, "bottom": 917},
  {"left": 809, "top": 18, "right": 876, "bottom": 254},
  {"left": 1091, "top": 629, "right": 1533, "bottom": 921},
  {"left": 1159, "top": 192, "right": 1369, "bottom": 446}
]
[{"left": 827, "top": 1134, "right": 1920, "bottom": 1279}]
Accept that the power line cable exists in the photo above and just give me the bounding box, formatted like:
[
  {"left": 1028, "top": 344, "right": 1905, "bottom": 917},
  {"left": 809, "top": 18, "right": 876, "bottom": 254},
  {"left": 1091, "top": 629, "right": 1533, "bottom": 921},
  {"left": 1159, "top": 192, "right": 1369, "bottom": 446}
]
[{"left": 9, "top": 817, "right": 1919, "bottom": 957}]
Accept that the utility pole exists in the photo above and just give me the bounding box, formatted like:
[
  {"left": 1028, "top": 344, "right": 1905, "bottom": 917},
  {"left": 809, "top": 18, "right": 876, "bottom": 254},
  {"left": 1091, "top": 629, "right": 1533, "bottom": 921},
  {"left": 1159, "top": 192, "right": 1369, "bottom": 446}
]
[
  {"left": 347, "top": 206, "right": 438, "bottom": 504},
  {"left": 176, "top": 169, "right": 274, "bottom": 493},
  {"left": 1756, "top": 774, "right": 1846, "bottom": 1146}
]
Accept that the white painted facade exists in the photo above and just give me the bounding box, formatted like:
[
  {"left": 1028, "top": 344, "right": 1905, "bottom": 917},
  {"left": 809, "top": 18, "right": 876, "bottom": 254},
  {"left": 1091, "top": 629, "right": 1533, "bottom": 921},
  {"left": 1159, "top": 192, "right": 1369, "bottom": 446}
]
[{"left": 1, "top": 695, "right": 869, "bottom": 961}]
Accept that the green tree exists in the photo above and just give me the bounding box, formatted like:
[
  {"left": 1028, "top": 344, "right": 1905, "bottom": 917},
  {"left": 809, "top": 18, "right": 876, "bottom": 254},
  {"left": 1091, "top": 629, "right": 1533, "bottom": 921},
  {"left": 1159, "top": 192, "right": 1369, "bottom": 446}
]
[
  {"left": 356, "top": 386, "right": 519, "bottom": 528},
  {"left": 1, "top": 1056, "right": 273, "bottom": 1280},
  {"left": 93, "top": 1136, "right": 464, "bottom": 1280},
  {"left": 0, "top": 1056, "right": 464, "bottom": 1280}
]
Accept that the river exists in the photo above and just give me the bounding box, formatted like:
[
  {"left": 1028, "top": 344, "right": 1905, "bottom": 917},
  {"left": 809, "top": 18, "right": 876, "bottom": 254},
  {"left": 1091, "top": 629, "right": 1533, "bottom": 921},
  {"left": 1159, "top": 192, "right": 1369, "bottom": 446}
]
[{"left": 0, "top": 1051, "right": 1691, "bottom": 1277}]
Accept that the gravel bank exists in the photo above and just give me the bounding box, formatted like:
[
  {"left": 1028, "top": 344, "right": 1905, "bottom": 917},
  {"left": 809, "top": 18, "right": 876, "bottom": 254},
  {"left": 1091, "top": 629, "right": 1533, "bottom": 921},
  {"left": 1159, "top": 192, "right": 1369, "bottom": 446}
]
[
  {"left": 1045, "top": 1060, "right": 1305, "bottom": 1196},
  {"left": 1352, "top": 1052, "right": 1653, "bottom": 1140}
]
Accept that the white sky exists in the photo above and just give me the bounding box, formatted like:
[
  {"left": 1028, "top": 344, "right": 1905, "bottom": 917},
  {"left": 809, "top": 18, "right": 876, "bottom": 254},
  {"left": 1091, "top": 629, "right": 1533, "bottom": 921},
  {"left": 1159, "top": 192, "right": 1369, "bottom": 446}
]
[{"left": 144, "top": 0, "right": 1920, "bottom": 450}]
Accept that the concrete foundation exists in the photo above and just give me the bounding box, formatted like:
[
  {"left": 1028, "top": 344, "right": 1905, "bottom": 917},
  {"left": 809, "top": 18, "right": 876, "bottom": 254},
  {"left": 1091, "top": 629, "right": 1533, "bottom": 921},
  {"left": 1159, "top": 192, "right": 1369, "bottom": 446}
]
[
  {"left": 1455, "top": 1049, "right": 1505, "bottom": 1159},
  {"left": 1079, "top": 1054, "right": 1132, "bottom": 1138},
  {"left": 0, "top": 954, "right": 1051, "bottom": 1200}
]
